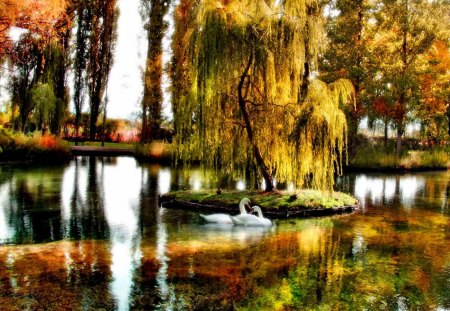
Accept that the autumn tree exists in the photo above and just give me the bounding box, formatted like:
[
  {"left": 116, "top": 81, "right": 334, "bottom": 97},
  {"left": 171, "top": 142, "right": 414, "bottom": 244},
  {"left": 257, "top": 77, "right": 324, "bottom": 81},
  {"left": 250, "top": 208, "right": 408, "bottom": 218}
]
[
  {"left": 417, "top": 40, "right": 450, "bottom": 142},
  {"left": 374, "top": 0, "right": 447, "bottom": 157},
  {"left": 0, "top": 0, "right": 67, "bottom": 61},
  {"left": 175, "top": 0, "right": 354, "bottom": 191},
  {"left": 4, "top": 0, "right": 72, "bottom": 134},
  {"left": 140, "top": 0, "right": 171, "bottom": 142}
]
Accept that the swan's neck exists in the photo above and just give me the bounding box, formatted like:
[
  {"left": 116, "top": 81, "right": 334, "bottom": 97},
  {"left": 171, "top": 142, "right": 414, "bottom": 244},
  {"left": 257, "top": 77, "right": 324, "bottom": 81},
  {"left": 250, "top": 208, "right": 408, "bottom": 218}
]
[
  {"left": 239, "top": 202, "right": 247, "bottom": 214},
  {"left": 254, "top": 208, "right": 263, "bottom": 218}
]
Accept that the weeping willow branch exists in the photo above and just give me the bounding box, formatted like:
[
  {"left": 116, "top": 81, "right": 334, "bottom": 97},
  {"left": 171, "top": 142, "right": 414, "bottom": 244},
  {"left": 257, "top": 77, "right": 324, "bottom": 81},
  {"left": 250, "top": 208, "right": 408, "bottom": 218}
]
[{"left": 174, "top": 0, "right": 354, "bottom": 192}]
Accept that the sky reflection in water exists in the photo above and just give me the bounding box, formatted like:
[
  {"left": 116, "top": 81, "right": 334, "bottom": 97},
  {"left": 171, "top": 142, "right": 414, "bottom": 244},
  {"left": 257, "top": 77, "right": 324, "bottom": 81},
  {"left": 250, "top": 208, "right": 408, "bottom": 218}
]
[{"left": 0, "top": 157, "right": 449, "bottom": 310}]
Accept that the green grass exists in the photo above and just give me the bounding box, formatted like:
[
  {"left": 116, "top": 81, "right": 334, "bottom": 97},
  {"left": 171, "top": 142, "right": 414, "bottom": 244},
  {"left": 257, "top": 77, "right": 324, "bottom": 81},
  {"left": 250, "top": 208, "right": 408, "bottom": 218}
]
[{"left": 164, "top": 189, "right": 357, "bottom": 210}]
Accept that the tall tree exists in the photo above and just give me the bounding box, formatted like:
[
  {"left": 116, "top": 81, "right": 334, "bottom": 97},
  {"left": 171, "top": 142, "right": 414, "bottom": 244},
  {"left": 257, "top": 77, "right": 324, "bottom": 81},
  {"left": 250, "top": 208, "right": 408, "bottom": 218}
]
[
  {"left": 140, "top": 0, "right": 171, "bottom": 142},
  {"left": 375, "top": 0, "right": 446, "bottom": 157},
  {"left": 72, "top": 0, "right": 91, "bottom": 142},
  {"left": 175, "top": 0, "right": 354, "bottom": 191},
  {"left": 86, "top": 0, "right": 118, "bottom": 141}
]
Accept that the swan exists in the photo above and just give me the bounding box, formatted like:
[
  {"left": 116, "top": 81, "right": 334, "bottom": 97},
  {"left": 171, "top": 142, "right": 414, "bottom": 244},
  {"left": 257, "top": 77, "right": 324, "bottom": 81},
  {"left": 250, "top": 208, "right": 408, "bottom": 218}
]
[
  {"left": 251, "top": 206, "right": 272, "bottom": 226},
  {"left": 199, "top": 198, "right": 251, "bottom": 224},
  {"left": 230, "top": 205, "right": 272, "bottom": 226}
]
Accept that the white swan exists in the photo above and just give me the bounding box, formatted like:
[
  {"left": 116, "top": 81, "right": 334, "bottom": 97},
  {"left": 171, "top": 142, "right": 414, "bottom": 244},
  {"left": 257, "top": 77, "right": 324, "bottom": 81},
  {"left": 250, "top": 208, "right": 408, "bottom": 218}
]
[
  {"left": 251, "top": 206, "right": 272, "bottom": 226},
  {"left": 230, "top": 205, "right": 272, "bottom": 226},
  {"left": 200, "top": 198, "right": 251, "bottom": 224}
]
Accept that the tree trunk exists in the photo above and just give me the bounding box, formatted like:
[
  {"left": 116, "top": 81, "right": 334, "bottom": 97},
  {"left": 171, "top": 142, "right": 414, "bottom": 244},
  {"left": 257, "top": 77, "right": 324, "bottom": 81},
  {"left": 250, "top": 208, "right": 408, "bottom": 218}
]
[
  {"left": 384, "top": 119, "right": 389, "bottom": 149},
  {"left": 396, "top": 127, "right": 403, "bottom": 160},
  {"left": 238, "top": 51, "right": 274, "bottom": 192},
  {"left": 396, "top": 0, "right": 408, "bottom": 160}
]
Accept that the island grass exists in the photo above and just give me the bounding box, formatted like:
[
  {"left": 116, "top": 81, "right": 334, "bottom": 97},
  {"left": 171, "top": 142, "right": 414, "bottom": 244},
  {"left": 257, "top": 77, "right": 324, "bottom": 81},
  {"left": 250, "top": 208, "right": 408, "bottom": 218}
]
[{"left": 163, "top": 189, "right": 358, "bottom": 210}]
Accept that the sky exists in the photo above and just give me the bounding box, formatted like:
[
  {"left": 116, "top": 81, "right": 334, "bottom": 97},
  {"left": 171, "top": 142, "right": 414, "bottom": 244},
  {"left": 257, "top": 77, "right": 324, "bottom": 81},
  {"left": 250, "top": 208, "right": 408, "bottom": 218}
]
[
  {"left": 104, "top": 0, "right": 175, "bottom": 120},
  {"left": 106, "top": 0, "right": 147, "bottom": 120}
]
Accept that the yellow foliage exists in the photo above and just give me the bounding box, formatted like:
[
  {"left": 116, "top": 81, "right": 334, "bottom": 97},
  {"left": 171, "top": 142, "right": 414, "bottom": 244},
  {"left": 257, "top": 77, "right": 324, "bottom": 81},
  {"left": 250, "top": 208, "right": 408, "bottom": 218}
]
[{"left": 175, "top": 0, "right": 354, "bottom": 191}]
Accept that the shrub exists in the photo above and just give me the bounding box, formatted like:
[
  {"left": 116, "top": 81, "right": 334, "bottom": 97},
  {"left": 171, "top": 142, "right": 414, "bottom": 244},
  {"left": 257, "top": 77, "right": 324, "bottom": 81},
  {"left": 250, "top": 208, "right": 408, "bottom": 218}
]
[
  {"left": 0, "top": 128, "right": 70, "bottom": 163},
  {"left": 135, "top": 141, "right": 173, "bottom": 162}
]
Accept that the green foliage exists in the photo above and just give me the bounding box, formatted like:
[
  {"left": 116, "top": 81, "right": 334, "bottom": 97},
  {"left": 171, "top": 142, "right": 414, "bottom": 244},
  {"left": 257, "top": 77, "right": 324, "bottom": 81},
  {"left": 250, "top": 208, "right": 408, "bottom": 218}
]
[{"left": 30, "top": 82, "right": 57, "bottom": 128}]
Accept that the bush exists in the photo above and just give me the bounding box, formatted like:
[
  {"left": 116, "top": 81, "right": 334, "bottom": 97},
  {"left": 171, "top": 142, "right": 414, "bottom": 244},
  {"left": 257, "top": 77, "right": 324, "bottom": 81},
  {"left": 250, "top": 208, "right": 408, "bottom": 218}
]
[
  {"left": 0, "top": 128, "right": 71, "bottom": 163},
  {"left": 135, "top": 141, "right": 173, "bottom": 162}
]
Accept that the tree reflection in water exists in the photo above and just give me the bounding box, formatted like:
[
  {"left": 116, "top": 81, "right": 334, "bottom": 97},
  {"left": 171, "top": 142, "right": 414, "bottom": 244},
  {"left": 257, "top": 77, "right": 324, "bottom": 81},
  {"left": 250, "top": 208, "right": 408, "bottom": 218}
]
[{"left": 0, "top": 159, "right": 449, "bottom": 309}]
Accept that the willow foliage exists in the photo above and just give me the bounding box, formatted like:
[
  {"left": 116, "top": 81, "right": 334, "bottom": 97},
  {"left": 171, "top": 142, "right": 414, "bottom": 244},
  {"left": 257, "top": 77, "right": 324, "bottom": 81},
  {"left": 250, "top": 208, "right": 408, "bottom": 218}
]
[{"left": 175, "top": 0, "right": 354, "bottom": 191}]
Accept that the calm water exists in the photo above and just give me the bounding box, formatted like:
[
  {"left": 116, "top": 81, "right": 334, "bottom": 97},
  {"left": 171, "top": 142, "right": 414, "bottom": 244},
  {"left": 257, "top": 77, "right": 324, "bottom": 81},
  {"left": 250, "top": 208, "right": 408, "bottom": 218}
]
[{"left": 0, "top": 156, "right": 449, "bottom": 310}]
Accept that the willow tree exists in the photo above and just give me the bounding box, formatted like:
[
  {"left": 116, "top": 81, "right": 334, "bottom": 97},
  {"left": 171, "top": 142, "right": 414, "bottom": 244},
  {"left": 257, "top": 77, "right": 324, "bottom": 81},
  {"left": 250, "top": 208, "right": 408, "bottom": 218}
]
[{"left": 175, "top": 0, "right": 354, "bottom": 192}]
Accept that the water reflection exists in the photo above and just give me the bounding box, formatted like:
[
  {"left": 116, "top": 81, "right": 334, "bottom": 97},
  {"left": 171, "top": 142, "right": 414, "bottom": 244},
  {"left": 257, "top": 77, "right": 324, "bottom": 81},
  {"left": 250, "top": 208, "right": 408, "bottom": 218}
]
[
  {"left": 155, "top": 207, "right": 176, "bottom": 310},
  {"left": 0, "top": 159, "right": 449, "bottom": 309},
  {"left": 102, "top": 157, "right": 142, "bottom": 311},
  {"left": 342, "top": 172, "right": 449, "bottom": 212}
]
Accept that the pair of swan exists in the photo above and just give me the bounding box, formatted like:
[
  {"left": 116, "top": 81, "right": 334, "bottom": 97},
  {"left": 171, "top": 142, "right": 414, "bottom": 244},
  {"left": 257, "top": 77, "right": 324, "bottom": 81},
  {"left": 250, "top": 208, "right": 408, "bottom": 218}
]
[{"left": 200, "top": 198, "right": 272, "bottom": 226}]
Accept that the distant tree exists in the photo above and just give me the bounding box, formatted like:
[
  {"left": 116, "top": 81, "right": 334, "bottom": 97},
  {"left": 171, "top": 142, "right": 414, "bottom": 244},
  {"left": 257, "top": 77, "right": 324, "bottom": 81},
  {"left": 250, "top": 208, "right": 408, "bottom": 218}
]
[{"left": 140, "top": 0, "right": 171, "bottom": 142}]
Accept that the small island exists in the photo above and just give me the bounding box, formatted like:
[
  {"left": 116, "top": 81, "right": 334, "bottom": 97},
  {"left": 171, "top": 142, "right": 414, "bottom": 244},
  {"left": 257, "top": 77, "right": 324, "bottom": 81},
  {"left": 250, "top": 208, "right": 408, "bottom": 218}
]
[{"left": 160, "top": 190, "right": 359, "bottom": 218}]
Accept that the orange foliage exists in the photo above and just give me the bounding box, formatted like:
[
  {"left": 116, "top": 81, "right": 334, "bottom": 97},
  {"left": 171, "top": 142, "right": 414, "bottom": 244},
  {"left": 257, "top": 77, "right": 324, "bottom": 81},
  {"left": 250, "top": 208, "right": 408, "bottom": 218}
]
[
  {"left": 0, "top": 0, "right": 67, "bottom": 56},
  {"left": 418, "top": 40, "right": 450, "bottom": 127}
]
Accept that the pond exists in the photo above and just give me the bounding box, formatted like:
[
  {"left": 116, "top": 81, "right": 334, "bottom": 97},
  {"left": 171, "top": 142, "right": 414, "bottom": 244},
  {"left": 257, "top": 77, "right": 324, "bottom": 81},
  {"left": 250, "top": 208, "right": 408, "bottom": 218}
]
[{"left": 0, "top": 156, "right": 449, "bottom": 310}]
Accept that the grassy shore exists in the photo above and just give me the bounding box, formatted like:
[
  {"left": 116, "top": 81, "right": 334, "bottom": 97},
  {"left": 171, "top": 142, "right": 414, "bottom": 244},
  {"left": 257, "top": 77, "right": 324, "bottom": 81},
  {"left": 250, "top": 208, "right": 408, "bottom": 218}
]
[
  {"left": 66, "top": 141, "right": 135, "bottom": 148},
  {"left": 349, "top": 146, "right": 449, "bottom": 171}
]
